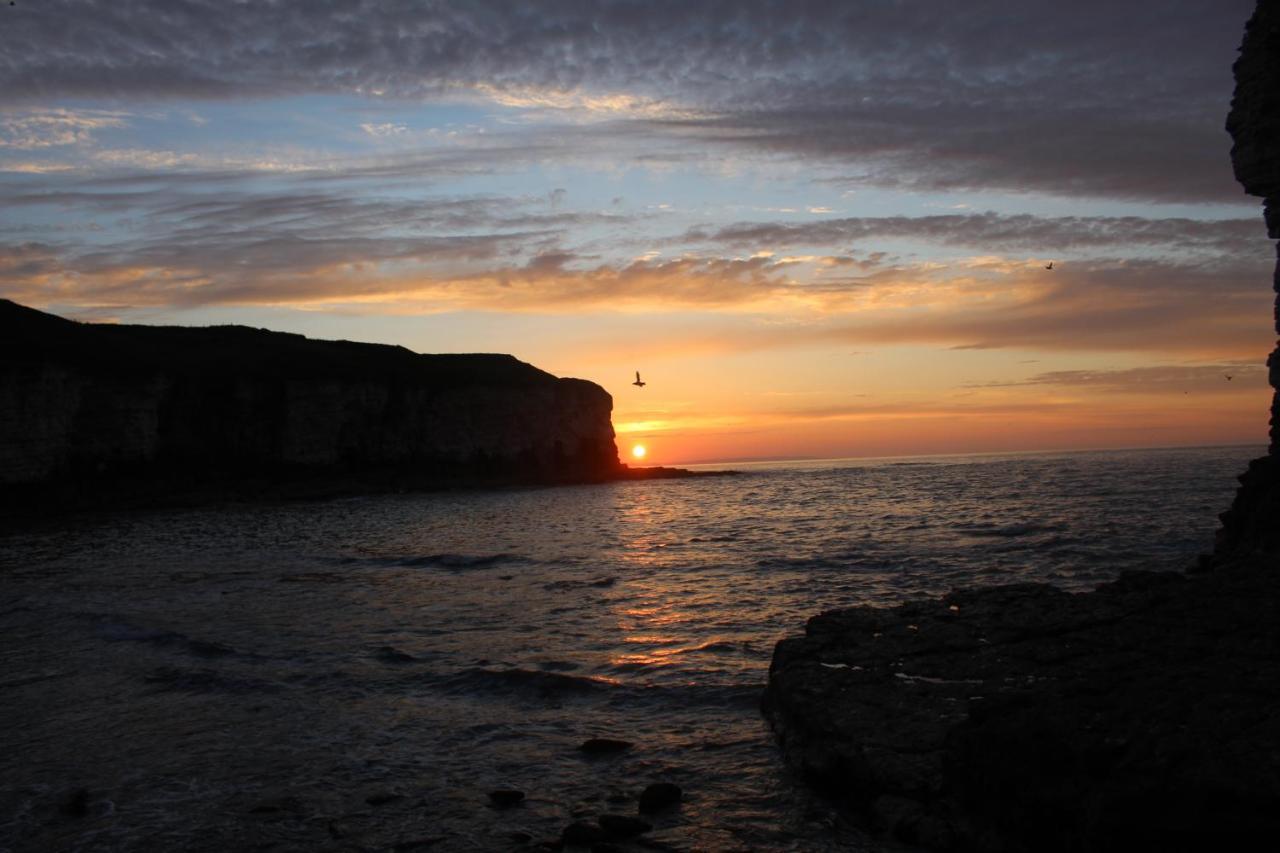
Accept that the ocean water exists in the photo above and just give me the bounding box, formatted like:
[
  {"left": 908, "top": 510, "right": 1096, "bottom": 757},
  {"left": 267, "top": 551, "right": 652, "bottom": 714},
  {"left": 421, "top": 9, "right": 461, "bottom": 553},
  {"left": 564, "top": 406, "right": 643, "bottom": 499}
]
[{"left": 0, "top": 445, "right": 1256, "bottom": 852}]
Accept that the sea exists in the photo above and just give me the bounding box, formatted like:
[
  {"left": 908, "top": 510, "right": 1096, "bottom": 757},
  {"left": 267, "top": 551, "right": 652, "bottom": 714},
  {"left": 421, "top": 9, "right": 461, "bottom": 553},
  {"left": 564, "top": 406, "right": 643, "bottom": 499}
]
[{"left": 0, "top": 444, "right": 1257, "bottom": 853}]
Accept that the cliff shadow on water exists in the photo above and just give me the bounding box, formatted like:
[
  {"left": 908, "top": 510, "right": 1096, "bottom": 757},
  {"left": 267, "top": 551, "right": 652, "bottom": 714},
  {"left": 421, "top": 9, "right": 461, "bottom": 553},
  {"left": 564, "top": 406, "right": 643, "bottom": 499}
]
[{"left": 0, "top": 299, "right": 626, "bottom": 514}]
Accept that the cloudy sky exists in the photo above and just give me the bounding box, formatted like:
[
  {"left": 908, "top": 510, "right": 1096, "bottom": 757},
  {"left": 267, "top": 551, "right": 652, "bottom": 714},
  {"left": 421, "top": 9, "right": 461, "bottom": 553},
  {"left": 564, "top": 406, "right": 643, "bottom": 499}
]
[{"left": 1, "top": 0, "right": 1271, "bottom": 463}]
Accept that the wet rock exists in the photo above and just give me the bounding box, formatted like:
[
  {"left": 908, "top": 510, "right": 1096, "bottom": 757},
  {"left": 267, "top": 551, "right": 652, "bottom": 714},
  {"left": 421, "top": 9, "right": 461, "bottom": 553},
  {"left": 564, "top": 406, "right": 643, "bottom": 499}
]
[
  {"left": 871, "top": 794, "right": 924, "bottom": 837},
  {"left": 765, "top": 558, "right": 1280, "bottom": 850},
  {"left": 637, "top": 783, "right": 682, "bottom": 813},
  {"left": 597, "top": 813, "right": 652, "bottom": 838},
  {"left": 59, "top": 787, "right": 89, "bottom": 818},
  {"left": 561, "top": 821, "right": 607, "bottom": 846},
  {"left": 375, "top": 645, "right": 417, "bottom": 663},
  {"left": 590, "top": 843, "right": 624, "bottom": 853},
  {"left": 579, "top": 737, "right": 633, "bottom": 754},
  {"left": 488, "top": 789, "right": 525, "bottom": 808}
]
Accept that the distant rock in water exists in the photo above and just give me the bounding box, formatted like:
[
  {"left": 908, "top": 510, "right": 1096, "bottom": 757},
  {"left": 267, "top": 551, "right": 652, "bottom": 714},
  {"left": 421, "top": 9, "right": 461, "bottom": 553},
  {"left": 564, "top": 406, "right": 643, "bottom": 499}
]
[{"left": 0, "top": 300, "right": 622, "bottom": 508}]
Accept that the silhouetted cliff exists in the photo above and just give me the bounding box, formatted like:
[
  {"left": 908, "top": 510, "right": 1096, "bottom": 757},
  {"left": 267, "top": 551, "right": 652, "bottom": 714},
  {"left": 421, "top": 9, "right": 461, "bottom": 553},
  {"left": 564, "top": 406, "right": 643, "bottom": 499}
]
[
  {"left": 1217, "top": 0, "right": 1280, "bottom": 558},
  {"left": 0, "top": 300, "right": 621, "bottom": 506}
]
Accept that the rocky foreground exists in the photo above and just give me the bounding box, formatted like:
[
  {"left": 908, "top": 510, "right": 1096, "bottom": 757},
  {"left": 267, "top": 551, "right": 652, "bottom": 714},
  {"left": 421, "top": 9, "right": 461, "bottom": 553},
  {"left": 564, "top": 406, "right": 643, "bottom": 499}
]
[{"left": 763, "top": 556, "right": 1280, "bottom": 851}]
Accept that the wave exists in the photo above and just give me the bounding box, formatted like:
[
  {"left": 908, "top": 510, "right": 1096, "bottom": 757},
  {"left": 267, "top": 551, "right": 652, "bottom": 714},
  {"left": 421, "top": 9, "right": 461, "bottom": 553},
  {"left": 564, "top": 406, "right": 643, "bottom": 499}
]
[
  {"left": 433, "top": 667, "right": 614, "bottom": 701},
  {"left": 542, "top": 576, "right": 616, "bottom": 591},
  {"left": 678, "top": 640, "right": 756, "bottom": 655},
  {"left": 375, "top": 553, "right": 528, "bottom": 570},
  {"left": 94, "top": 618, "right": 242, "bottom": 659},
  {"left": 425, "top": 666, "right": 761, "bottom": 712},
  {"left": 953, "top": 522, "right": 1067, "bottom": 538},
  {"left": 756, "top": 553, "right": 899, "bottom": 571},
  {"left": 143, "top": 666, "right": 278, "bottom": 694}
]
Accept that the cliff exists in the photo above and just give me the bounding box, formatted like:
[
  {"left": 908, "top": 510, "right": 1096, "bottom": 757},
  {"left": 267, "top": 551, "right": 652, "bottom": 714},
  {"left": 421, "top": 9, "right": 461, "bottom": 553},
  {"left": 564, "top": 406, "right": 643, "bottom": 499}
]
[
  {"left": 0, "top": 300, "right": 622, "bottom": 506},
  {"left": 1217, "top": 0, "right": 1280, "bottom": 558},
  {"left": 763, "top": 4, "right": 1280, "bottom": 850}
]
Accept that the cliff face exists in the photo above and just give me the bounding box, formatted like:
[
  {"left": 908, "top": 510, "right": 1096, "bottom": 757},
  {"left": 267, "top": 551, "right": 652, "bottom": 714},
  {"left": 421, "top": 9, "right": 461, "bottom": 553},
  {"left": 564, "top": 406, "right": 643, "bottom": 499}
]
[
  {"left": 1218, "top": 0, "right": 1280, "bottom": 557},
  {"left": 0, "top": 300, "right": 620, "bottom": 501}
]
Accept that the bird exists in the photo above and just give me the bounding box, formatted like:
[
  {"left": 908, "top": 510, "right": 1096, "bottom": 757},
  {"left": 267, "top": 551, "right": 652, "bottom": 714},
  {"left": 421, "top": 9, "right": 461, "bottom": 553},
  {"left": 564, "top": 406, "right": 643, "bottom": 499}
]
[
  {"left": 632, "top": 371, "right": 646, "bottom": 388},
  {"left": 1045, "top": 261, "right": 1054, "bottom": 270},
  {"left": 1226, "top": 374, "right": 1233, "bottom": 381}
]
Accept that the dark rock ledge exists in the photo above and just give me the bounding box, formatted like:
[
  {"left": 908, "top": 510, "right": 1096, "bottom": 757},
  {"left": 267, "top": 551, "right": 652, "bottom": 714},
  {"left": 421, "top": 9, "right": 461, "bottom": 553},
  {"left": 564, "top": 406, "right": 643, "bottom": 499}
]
[{"left": 763, "top": 557, "right": 1280, "bottom": 851}]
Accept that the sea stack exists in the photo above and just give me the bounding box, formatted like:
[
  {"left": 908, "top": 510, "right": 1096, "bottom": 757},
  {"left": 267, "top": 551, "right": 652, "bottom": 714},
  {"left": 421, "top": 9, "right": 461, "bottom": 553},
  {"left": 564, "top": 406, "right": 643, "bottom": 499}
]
[{"left": 0, "top": 300, "right": 621, "bottom": 508}]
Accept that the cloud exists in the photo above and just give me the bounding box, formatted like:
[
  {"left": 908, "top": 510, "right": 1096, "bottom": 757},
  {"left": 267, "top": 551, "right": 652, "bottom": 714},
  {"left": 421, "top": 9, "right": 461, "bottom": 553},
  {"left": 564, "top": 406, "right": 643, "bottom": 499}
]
[
  {"left": 684, "top": 213, "right": 1265, "bottom": 255},
  {"left": 0, "top": 0, "right": 1255, "bottom": 202},
  {"left": 3, "top": 226, "right": 1270, "bottom": 360},
  {"left": 360, "top": 122, "right": 409, "bottom": 137},
  {"left": 0, "top": 108, "right": 128, "bottom": 149},
  {"left": 973, "top": 364, "right": 1266, "bottom": 393}
]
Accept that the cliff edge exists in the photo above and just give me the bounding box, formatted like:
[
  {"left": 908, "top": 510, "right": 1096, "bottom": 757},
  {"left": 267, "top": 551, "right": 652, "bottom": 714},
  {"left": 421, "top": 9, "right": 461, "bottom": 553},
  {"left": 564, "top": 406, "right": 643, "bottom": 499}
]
[
  {"left": 1216, "top": 0, "right": 1280, "bottom": 558},
  {"left": 0, "top": 300, "right": 622, "bottom": 507}
]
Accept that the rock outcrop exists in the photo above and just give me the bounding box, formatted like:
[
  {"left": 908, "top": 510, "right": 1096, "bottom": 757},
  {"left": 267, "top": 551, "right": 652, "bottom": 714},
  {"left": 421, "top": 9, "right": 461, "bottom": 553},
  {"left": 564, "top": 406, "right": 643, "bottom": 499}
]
[
  {"left": 765, "top": 4, "right": 1280, "bottom": 850},
  {"left": 0, "top": 300, "right": 621, "bottom": 507},
  {"left": 764, "top": 561, "right": 1280, "bottom": 851},
  {"left": 1217, "top": 0, "right": 1280, "bottom": 559}
]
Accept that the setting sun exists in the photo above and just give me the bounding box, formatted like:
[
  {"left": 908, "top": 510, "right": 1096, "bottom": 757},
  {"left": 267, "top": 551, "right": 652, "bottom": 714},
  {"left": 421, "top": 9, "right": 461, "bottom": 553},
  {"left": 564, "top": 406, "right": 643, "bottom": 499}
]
[{"left": 631, "top": 444, "right": 647, "bottom": 460}]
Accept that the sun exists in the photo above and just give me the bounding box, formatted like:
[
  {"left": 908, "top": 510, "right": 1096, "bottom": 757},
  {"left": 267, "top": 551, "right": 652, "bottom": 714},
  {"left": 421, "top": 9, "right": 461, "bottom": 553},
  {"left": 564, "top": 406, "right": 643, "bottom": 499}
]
[{"left": 631, "top": 444, "right": 647, "bottom": 460}]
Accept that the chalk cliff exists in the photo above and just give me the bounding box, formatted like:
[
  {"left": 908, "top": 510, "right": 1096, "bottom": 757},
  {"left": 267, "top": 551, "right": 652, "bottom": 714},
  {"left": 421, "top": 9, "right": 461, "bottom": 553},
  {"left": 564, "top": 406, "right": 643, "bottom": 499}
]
[
  {"left": 1217, "top": 0, "right": 1280, "bottom": 558},
  {"left": 0, "top": 300, "right": 621, "bottom": 504}
]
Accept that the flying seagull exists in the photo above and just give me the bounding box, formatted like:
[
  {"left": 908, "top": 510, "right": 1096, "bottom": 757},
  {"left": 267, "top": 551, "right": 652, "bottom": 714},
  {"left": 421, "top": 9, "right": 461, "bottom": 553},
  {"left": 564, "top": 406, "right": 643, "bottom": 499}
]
[
  {"left": 633, "top": 371, "right": 646, "bottom": 388},
  {"left": 1045, "top": 261, "right": 1054, "bottom": 270}
]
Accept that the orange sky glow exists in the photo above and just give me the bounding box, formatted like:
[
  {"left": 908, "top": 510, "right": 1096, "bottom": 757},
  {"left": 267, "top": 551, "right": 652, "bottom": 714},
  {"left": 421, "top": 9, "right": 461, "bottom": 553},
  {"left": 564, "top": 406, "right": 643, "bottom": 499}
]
[{"left": 1, "top": 1, "right": 1270, "bottom": 465}]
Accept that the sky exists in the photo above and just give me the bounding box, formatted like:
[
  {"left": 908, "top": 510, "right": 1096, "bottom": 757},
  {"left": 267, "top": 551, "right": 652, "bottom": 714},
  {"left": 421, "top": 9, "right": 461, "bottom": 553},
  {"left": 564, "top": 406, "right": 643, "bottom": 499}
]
[{"left": 0, "top": 0, "right": 1273, "bottom": 464}]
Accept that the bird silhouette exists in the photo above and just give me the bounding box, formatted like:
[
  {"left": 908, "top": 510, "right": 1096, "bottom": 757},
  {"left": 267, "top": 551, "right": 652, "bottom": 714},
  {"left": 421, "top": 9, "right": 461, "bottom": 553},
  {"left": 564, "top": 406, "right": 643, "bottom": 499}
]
[
  {"left": 1226, "top": 374, "right": 1233, "bottom": 381},
  {"left": 1045, "top": 261, "right": 1054, "bottom": 270},
  {"left": 633, "top": 371, "right": 646, "bottom": 388}
]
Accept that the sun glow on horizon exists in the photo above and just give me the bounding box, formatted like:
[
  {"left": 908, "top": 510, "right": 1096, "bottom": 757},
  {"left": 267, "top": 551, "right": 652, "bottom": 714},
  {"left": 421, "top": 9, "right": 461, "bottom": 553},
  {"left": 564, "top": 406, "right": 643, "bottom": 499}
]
[{"left": 631, "top": 444, "right": 647, "bottom": 460}]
